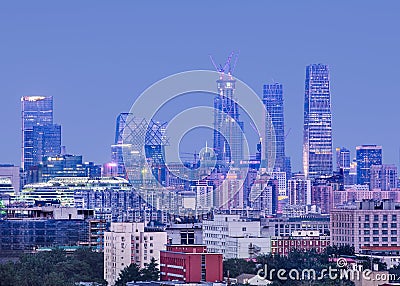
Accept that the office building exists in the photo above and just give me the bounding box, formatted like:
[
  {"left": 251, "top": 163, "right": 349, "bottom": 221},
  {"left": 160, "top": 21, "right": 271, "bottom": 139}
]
[
  {"left": 104, "top": 222, "right": 167, "bottom": 286},
  {"left": 248, "top": 172, "right": 278, "bottom": 215},
  {"left": 263, "top": 83, "right": 286, "bottom": 173},
  {"left": 271, "top": 231, "right": 330, "bottom": 256},
  {"left": 202, "top": 214, "right": 261, "bottom": 257},
  {"left": 21, "top": 96, "right": 60, "bottom": 171},
  {"left": 356, "top": 145, "right": 382, "bottom": 186},
  {"left": 331, "top": 200, "right": 400, "bottom": 253},
  {"left": 311, "top": 185, "right": 333, "bottom": 214},
  {"left": 370, "top": 165, "right": 397, "bottom": 190},
  {"left": 261, "top": 214, "right": 330, "bottom": 237},
  {"left": 111, "top": 113, "right": 131, "bottom": 178},
  {"left": 284, "top": 156, "right": 292, "bottom": 180},
  {"left": 32, "top": 124, "right": 61, "bottom": 166},
  {"left": 19, "top": 176, "right": 131, "bottom": 208},
  {"left": 190, "top": 180, "right": 214, "bottom": 213},
  {"left": 216, "top": 168, "right": 245, "bottom": 210},
  {"left": 287, "top": 176, "right": 312, "bottom": 206},
  {"left": 0, "top": 206, "right": 94, "bottom": 257},
  {"left": 160, "top": 245, "right": 223, "bottom": 283},
  {"left": 226, "top": 236, "right": 271, "bottom": 259},
  {"left": 26, "top": 154, "right": 101, "bottom": 184},
  {"left": 0, "top": 164, "right": 20, "bottom": 193},
  {"left": 166, "top": 222, "right": 203, "bottom": 245},
  {"left": 213, "top": 61, "right": 244, "bottom": 167},
  {"left": 303, "top": 64, "right": 333, "bottom": 178},
  {"left": 332, "top": 188, "right": 400, "bottom": 208},
  {"left": 336, "top": 147, "right": 350, "bottom": 172},
  {"left": 116, "top": 115, "right": 168, "bottom": 187}
]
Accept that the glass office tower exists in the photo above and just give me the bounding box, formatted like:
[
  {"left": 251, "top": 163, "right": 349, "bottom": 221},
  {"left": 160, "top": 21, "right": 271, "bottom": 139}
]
[
  {"left": 213, "top": 71, "right": 244, "bottom": 167},
  {"left": 32, "top": 124, "right": 62, "bottom": 166},
  {"left": 356, "top": 145, "right": 382, "bottom": 185},
  {"left": 21, "top": 96, "right": 56, "bottom": 171},
  {"left": 303, "top": 64, "right": 333, "bottom": 178},
  {"left": 263, "top": 83, "right": 286, "bottom": 172}
]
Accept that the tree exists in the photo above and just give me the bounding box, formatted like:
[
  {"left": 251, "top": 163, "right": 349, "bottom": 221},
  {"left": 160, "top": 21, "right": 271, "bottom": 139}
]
[
  {"left": 223, "top": 258, "right": 256, "bottom": 278},
  {"left": 141, "top": 257, "right": 160, "bottom": 281},
  {"left": 115, "top": 263, "right": 142, "bottom": 286},
  {"left": 0, "top": 262, "right": 18, "bottom": 286},
  {"left": 0, "top": 247, "right": 106, "bottom": 286}
]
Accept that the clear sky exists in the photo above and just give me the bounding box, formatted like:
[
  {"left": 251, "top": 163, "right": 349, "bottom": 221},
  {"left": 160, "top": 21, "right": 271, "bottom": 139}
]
[{"left": 0, "top": 1, "right": 399, "bottom": 172}]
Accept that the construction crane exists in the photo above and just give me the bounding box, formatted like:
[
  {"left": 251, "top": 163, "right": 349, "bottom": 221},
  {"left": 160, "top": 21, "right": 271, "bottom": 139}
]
[{"left": 209, "top": 51, "right": 239, "bottom": 75}]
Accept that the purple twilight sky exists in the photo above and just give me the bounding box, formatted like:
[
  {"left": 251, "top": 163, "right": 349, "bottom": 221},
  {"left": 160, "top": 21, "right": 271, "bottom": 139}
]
[{"left": 0, "top": 1, "right": 399, "bottom": 172}]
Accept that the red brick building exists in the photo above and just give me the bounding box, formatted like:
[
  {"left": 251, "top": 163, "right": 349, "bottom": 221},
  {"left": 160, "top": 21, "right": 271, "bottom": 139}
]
[
  {"left": 160, "top": 245, "right": 223, "bottom": 282},
  {"left": 271, "top": 231, "right": 330, "bottom": 256}
]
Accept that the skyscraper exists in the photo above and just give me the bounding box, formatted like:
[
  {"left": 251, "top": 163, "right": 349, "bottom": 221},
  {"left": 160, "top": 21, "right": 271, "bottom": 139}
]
[
  {"left": 32, "top": 124, "right": 61, "bottom": 166},
  {"left": 336, "top": 147, "right": 350, "bottom": 172},
  {"left": 356, "top": 145, "right": 382, "bottom": 185},
  {"left": 303, "top": 64, "right": 333, "bottom": 178},
  {"left": 21, "top": 96, "right": 60, "bottom": 171},
  {"left": 114, "top": 113, "right": 168, "bottom": 186},
  {"left": 336, "top": 147, "right": 352, "bottom": 185},
  {"left": 111, "top": 113, "right": 131, "bottom": 177},
  {"left": 213, "top": 57, "right": 244, "bottom": 167},
  {"left": 263, "top": 83, "right": 285, "bottom": 172}
]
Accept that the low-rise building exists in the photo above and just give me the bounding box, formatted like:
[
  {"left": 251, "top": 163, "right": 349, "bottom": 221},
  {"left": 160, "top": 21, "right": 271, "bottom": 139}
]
[
  {"left": 271, "top": 230, "right": 330, "bottom": 255},
  {"left": 202, "top": 214, "right": 262, "bottom": 258},
  {"left": 225, "top": 236, "right": 270, "bottom": 259},
  {"left": 0, "top": 206, "right": 95, "bottom": 257},
  {"left": 261, "top": 214, "right": 330, "bottom": 237},
  {"left": 160, "top": 245, "right": 223, "bottom": 283},
  {"left": 166, "top": 222, "right": 203, "bottom": 245},
  {"left": 331, "top": 200, "right": 400, "bottom": 253}
]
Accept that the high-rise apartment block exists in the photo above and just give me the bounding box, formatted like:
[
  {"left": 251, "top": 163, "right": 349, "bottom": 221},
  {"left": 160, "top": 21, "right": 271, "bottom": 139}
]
[
  {"left": 303, "top": 64, "right": 333, "bottom": 178},
  {"left": 263, "top": 83, "right": 286, "bottom": 172},
  {"left": 104, "top": 222, "right": 167, "bottom": 286},
  {"left": 356, "top": 145, "right": 382, "bottom": 186}
]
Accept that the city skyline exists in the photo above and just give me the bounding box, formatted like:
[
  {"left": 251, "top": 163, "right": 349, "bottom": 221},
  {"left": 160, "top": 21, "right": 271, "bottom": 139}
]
[{"left": 0, "top": 1, "right": 400, "bottom": 172}]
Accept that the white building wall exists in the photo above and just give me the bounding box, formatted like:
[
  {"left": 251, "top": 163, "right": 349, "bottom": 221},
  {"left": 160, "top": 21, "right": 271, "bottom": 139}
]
[
  {"left": 225, "top": 237, "right": 271, "bottom": 259},
  {"left": 203, "top": 214, "right": 262, "bottom": 257},
  {"left": 104, "top": 222, "right": 167, "bottom": 286}
]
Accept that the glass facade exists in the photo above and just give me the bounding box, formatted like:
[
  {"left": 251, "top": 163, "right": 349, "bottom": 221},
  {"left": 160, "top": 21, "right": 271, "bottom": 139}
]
[
  {"left": 303, "top": 64, "right": 333, "bottom": 178},
  {"left": 0, "top": 219, "right": 88, "bottom": 254},
  {"left": 213, "top": 74, "right": 244, "bottom": 167},
  {"left": 32, "top": 124, "right": 61, "bottom": 166},
  {"left": 21, "top": 96, "right": 61, "bottom": 172},
  {"left": 263, "top": 83, "right": 285, "bottom": 172},
  {"left": 356, "top": 145, "right": 382, "bottom": 185}
]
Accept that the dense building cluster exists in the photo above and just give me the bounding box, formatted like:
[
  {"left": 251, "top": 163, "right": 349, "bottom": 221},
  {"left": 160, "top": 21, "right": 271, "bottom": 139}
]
[{"left": 1, "top": 59, "right": 400, "bottom": 286}]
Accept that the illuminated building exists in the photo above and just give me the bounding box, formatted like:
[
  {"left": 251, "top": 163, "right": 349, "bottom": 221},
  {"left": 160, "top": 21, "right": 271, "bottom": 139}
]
[
  {"left": 21, "top": 96, "right": 61, "bottom": 171},
  {"left": 356, "top": 145, "right": 382, "bottom": 186},
  {"left": 212, "top": 53, "right": 244, "bottom": 167},
  {"left": 303, "top": 64, "right": 333, "bottom": 178},
  {"left": 263, "top": 83, "right": 286, "bottom": 172}
]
